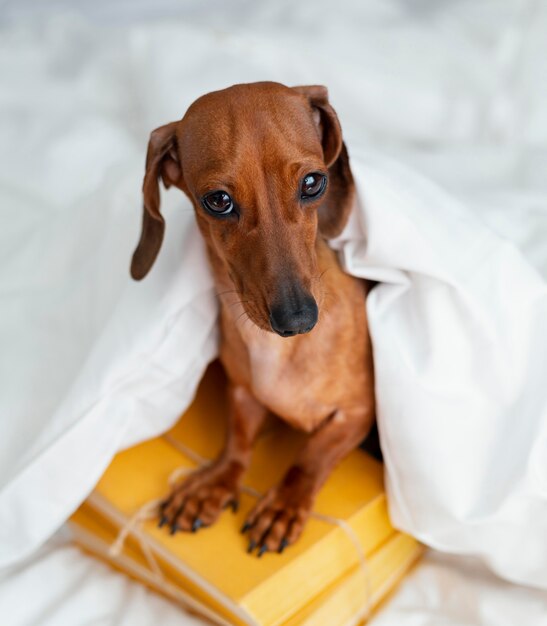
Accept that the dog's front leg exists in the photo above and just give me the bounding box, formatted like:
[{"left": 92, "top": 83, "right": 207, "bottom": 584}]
[
  {"left": 242, "top": 406, "right": 374, "bottom": 555},
  {"left": 160, "top": 384, "right": 268, "bottom": 535}
]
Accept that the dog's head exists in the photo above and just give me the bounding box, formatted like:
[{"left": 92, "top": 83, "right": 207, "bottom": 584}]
[{"left": 131, "top": 82, "right": 354, "bottom": 337}]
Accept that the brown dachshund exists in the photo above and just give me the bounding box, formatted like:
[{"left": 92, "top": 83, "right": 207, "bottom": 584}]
[{"left": 130, "top": 82, "right": 375, "bottom": 556}]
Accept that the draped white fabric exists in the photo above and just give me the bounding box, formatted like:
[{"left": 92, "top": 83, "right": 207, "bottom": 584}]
[{"left": 335, "top": 153, "right": 547, "bottom": 588}]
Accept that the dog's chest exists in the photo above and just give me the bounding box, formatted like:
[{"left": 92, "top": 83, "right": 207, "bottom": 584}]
[{"left": 244, "top": 335, "right": 335, "bottom": 432}]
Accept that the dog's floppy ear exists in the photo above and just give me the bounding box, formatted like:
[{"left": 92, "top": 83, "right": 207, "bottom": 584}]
[
  {"left": 292, "top": 85, "right": 355, "bottom": 239},
  {"left": 130, "top": 121, "right": 182, "bottom": 280}
]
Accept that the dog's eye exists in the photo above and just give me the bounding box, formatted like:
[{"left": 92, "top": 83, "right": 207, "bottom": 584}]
[
  {"left": 203, "top": 191, "right": 234, "bottom": 215},
  {"left": 301, "top": 173, "right": 326, "bottom": 200}
]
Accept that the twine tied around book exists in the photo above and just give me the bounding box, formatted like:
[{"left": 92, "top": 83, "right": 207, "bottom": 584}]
[{"left": 108, "top": 436, "right": 373, "bottom": 623}]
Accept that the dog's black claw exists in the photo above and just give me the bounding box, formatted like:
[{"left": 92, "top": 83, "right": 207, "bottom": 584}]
[
  {"left": 192, "top": 518, "right": 203, "bottom": 533},
  {"left": 247, "top": 540, "right": 257, "bottom": 553},
  {"left": 224, "top": 499, "right": 239, "bottom": 513},
  {"left": 278, "top": 538, "right": 289, "bottom": 554},
  {"left": 241, "top": 521, "right": 252, "bottom": 534},
  {"left": 169, "top": 523, "right": 179, "bottom": 536},
  {"left": 158, "top": 515, "right": 168, "bottom": 529},
  {"left": 257, "top": 544, "right": 268, "bottom": 558}
]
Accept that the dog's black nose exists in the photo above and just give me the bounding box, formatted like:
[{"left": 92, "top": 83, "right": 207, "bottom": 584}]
[{"left": 269, "top": 295, "right": 318, "bottom": 337}]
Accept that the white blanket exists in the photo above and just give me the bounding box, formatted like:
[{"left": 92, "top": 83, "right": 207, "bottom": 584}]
[
  {"left": 337, "top": 154, "right": 547, "bottom": 588},
  {"left": 2, "top": 0, "right": 547, "bottom": 602},
  {"left": 4, "top": 532, "right": 547, "bottom": 626}
]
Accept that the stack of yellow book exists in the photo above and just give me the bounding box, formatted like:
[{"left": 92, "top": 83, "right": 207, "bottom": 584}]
[{"left": 70, "top": 363, "right": 422, "bottom": 626}]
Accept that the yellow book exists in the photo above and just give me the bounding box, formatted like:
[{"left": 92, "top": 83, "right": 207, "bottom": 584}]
[
  {"left": 70, "top": 505, "right": 422, "bottom": 626},
  {"left": 70, "top": 363, "right": 421, "bottom": 626},
  {"left": 284, "top": 534, "right": 422, "bottom": 626}
]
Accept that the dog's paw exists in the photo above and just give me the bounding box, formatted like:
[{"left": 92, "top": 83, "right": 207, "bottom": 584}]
[
  {"left": 241, "top": 468, "right": 315, "bottom": 556},
  {"left": 159, "top": 461, "right": 242, "bottom": 535}
]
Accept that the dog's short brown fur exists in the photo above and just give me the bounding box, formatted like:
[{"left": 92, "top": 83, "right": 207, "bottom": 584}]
[{"left": 131, "top": 82, "right": 375, "bottom": 555}]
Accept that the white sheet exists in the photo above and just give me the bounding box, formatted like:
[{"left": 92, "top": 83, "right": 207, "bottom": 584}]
[
  {"left": 335, "top": 153, "right": 547, "bottom": 588},
  {"left": 2, "top": 0, "right": 547, "bottom": 623},
  {"left": 3, "top": 530, "right": 547, "bottom": 626},
  {"left": 0, "top": 529, "right": 205, "bottom": 626}
]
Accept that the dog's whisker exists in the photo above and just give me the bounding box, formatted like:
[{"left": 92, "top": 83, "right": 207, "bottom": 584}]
[
  {"left": 216, "top": 289, "right": 239, "bottom": 298},
  {"left": 226, "top": 300, "right": 249, "bottom": 309},
  {"left": 235, "top": 310, "right": 248, "bottom": 324},
  {"left": 235, "top": 310, "right": 258, "bottom": 333},
  {"left": 313, "top": 268, "right": 331, "bottom": 285},
  {"left": 319, "top": 268, "right": 331, "bottom": 281},
  {"left": 242, "top": 315, "right": 257, "bottom": 332}
]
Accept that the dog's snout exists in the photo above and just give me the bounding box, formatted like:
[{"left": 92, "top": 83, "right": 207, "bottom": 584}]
[{"left": 269, "top": 293, "right": 318, "bottom": 337}]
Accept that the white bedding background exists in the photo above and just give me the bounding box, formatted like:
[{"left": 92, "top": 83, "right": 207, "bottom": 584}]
[{"left": 1, "top": 0, "right": 547, "bottom": 624}]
